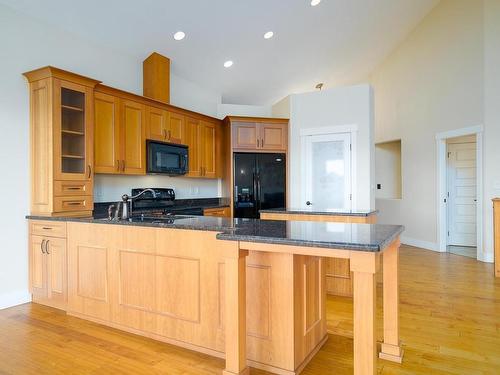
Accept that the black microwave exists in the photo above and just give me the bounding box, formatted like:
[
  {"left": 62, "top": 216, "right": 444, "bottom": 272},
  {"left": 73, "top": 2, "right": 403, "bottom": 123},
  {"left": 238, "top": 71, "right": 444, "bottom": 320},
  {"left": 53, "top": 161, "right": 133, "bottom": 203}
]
[{"left": 147, "top": 140, "right": 188, "bottom": 175}]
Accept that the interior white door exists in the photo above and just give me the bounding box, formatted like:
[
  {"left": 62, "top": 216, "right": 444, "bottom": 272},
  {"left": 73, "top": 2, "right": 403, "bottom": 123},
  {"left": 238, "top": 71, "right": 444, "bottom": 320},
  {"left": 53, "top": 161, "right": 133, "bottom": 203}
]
[
  {"left": 447, "top": 142, "right": 477, "bottom": 246},
  {"left": 303, "top": 133, "right": 352, "bottom": 210}
]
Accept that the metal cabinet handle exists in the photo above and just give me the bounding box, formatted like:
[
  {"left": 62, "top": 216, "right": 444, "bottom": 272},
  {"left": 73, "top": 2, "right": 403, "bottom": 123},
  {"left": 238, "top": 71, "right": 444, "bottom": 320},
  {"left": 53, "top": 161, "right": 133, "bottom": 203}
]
[
  {"left": 257, "top": 139, "right": 259, "bottom": 148},
  {"left": 163, "top": 129, "right": 167, "bottom": 140},
  {"left": 42, "top": 227, "right": 52, "bottom": 230},
  {"left": 87, "top": 165, "right": 92, "bottom": 179},
  {"left": 45, "top": 240, "right": 50, "bottom": 254},
  {"left": 261, "top": 138, "right": 264, "bottom": 147},
  {"left": 168, "top": 130, "right": 172, "bottom": 140},
  {"left": 306, "top": 201, "right": 312, "bottom": 206},
  {"left": 116, "top": 160, "right": 120, "bottom": 172},
  {"left": 41, "top": 239, "right": 46, "bottom": 254},
  {"left": 66, "top": 202, "right": 82, "bottom": 206},
  {"left": 122, "top": 160, "right": 126, "bottom": 172}
]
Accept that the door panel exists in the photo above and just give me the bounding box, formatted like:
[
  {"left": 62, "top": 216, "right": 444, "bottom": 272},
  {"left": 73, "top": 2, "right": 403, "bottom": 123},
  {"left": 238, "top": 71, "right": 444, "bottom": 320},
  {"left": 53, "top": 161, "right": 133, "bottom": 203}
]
[
  {"left": 146, "top": 106, "right": 168, "bottom": 142},
  {"left": 122, "top": 100, "right": 146, "bottom": 174},
  {"left": 448, "top": 142, "right": 477, "bottom": 246},
  {"left": 47, "top": 237, "right": 67, "bottom": 305},
  {"left": 94, "top": 92, "right": 120, "bottom": 173},
  {"left": 232, "top": 122, "right": 258, "bottom": 149},
  {"left": 168, "top": 112, "right": 184, "bottom": 144},
  {"left": 257, "top": 153, "right": 286, "bottom": 212},
  {"left": 184, "top": 117, "right": 201, "bottom": 177},
  {"left": 260, "top": 123, "right": 287, "bottom": 151},
  {"left": 54, "top": 79, "right": 94, "bottom": 181},
  {"left": 30, "top": 235, "right": 47, "bottom": 299},
  {"left": 303, "top": 133, "right": 352, "bottom": 210},
  {"left": 234, "top": 153, "right": 258, "bottom": 218},
  {"left": 200, "top": 121, "right": 217, "bottom": 178}
]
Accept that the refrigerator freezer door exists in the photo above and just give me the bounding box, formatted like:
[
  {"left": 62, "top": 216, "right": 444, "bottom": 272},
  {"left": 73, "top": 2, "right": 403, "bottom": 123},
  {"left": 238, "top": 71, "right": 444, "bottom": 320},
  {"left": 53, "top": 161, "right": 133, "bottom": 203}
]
[{"left": 233, "top": 153, "right": 258, "bottom": 218}]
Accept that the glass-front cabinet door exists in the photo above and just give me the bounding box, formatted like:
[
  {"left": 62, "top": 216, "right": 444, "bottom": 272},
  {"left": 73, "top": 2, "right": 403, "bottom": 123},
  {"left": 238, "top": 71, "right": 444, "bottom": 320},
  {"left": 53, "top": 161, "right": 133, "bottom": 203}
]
[{"left": 53, "top": 79, "right": 93, "bottom": 180}]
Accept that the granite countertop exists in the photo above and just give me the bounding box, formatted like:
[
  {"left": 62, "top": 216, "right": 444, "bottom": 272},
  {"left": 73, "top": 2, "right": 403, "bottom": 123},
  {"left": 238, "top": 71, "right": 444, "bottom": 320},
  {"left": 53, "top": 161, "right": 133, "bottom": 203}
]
[
  {"left": 259, "top": 207, "right": 378, "bottom": 217},
  {"left": 27, "top": 215, "right": 403, "bottom": 253}
]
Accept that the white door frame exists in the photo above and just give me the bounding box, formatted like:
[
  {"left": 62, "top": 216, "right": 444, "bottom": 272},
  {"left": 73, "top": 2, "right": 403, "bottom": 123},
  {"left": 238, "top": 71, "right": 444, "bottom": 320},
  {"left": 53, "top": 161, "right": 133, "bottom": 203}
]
[
  {"left": 436, "top": 125, "right": 483, "bottom": 259},
  {"left": 300, "top": 124, "right": 358, "bottom": 210}
]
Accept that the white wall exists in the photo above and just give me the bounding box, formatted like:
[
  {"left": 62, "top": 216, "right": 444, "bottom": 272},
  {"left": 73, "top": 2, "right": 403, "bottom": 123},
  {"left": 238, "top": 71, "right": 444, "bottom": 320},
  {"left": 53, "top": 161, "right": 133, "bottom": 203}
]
[
  {"left": 276, "top": 85, "right": 374, "bottom": 209},
  {"left": 483, "top": 0, "right": 500, "bottom": 262},
  {"left": 217, "top": 103, "right": 272, "bottom": 119},
  {"left": 375, "top": 141, "right": 402, "bottom": 199},
  {"left": 0, "top": 3, "right": 222, "bottom": 308},
  {"left": 369, "top": 0, "right": 500, "bottom": 261}
]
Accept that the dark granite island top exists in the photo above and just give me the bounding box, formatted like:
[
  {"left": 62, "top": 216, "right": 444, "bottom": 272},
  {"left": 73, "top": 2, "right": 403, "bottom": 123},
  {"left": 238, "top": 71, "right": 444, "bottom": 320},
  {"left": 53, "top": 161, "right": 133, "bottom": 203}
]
[
  {"left": 217, "top": 219, "right": 403, "bottom": 252},
  {"left": 259, "top": 207, "right": 378, "bottom": 217},
  {"left": 27, "top": 215, "right": 403, "bottom": 253}
]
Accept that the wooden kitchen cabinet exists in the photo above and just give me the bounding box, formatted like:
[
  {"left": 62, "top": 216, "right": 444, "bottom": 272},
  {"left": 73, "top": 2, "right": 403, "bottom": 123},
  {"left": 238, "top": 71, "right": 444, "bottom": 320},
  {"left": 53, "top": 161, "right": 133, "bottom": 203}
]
[
  {"left": 24, "top": 67, "right": 99, "bottom": 217},
  {"left": 260, "top": 123, "right": 287, "bottom": 151},
  {"left": 183, "top": 117, "right": 222, "bottom": 178},
  {"left": 229, "top": 117, "right": 288, "bottom": 152},
  {"left": 184, "top": 116, "right": 201, "bottom": 177},
  {"left": 203, "top": 206, "right": 231, "bottom": 217},
  {"left": 146, "top": 106, "right": 184, "bottom": 144},
  {"left": 94, "top": 92, "right": 146, "bottom": 175},
  {"left": 199, "top": 120, "right": 218, "bottom": 178},
  {"left": 29, "top": 220, "right": 68, "bottom": 310},
  {"left": 121, "top": 99, "right": 146, "bottom": 174}
]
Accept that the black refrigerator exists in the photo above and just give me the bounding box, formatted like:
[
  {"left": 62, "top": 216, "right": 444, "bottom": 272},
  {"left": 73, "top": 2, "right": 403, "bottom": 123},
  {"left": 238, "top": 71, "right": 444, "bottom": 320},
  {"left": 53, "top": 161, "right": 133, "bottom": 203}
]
[{"left": 233, "top": 153, "right": 286, "bottom": 219}]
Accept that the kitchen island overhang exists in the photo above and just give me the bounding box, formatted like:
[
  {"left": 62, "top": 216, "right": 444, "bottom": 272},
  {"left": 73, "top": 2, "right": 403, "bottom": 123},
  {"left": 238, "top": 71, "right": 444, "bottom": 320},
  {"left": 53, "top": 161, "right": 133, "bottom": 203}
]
[{"left": 27, "top": 216, "right": 404, "bottom": 375}]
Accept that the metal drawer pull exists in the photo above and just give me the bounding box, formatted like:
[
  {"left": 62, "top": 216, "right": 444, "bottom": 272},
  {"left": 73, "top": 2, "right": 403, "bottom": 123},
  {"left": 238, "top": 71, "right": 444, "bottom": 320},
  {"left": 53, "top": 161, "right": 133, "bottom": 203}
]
[
  {"left": 67, "top": 202, "right": 82, "bottom": 206},
  {"left": 42, "top": 227, "right": 52, "bottom": 230},
  {"left": 45, "top": 240, "right": 50, "bottom": 254},
  {"left": 41, "top": 239, "right": 46, "bottom": 254},
  {"left": 66, "top": 187, "right": 80, "bottom": 190}
]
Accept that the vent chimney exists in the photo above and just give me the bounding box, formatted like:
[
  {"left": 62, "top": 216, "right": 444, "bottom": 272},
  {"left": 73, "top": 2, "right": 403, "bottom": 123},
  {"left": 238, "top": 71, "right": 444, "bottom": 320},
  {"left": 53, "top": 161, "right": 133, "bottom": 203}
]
[{"left": 143, "top": 52, "right": 170, "bottom": 104}]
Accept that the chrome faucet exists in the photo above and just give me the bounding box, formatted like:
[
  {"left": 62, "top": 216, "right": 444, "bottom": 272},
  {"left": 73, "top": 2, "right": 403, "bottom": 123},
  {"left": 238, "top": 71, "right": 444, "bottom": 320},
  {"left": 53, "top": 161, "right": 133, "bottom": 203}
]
[{"left": 120, "top": 189, "right": 157, "bottom": 220}]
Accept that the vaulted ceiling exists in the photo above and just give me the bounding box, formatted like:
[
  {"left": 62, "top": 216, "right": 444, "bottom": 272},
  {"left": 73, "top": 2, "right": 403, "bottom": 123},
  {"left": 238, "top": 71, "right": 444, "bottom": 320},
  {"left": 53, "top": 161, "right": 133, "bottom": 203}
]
[{"left": 1, "top": 0, "right": 438, "bottom": 105}]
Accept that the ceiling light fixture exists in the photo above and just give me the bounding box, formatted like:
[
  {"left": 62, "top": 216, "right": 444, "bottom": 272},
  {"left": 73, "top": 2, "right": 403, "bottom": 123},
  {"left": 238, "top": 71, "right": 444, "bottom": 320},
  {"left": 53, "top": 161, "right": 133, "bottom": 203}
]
[
  {"left": 264, "top": 31, "right": 274, "bottom": 39},
  {"left": 224, "top": 60, "right": 233, "bottom": 68},
  {"left": 173, "top": 31, "right": 185, "bottom": 41},
  {"left": 310, "top": 0, "right": 321, "bottom": 6}
]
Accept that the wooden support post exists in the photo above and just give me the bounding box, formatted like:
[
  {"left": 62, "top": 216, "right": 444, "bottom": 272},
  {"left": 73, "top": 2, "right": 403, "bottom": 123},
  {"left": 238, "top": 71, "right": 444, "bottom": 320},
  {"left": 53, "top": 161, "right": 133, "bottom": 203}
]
[
  {"left": 223, "top": 247, "right": 250, "bottom": 375},
  {"left": 379, "top": 239, "right": 404, "bottom": 363},
  {"left": 350, "top": 252, "right": 379, "bottom": 375}
]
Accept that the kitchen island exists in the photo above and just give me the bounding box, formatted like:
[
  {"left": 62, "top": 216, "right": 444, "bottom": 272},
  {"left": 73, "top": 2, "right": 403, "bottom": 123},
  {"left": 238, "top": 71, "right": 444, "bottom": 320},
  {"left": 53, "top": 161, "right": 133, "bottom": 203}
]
[{"left": 27, "top": 215, "right": 403, "bottom": 375}]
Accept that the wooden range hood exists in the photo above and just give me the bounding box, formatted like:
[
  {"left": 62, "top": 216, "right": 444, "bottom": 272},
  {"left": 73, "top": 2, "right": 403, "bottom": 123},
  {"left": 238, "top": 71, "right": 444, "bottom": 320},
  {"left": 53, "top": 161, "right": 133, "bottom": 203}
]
[{"left": 143, "top": 52, "right": 170, "bottom": 104}]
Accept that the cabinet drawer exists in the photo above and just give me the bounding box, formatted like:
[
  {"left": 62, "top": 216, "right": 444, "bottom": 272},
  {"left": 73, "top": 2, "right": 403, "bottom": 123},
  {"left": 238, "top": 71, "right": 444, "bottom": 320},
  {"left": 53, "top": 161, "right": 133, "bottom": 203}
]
[
  {"left": 203, "top": 207, "right": 230, "bottom": 217},
  {"left": 54, "top": 195, "right": 93, "bottom": 213},
  {"left": 30, "top": 220, "right": 67, "bottom": 238},
  {"left": 54, "top": 180, "right": 92, "bottom": 196}
]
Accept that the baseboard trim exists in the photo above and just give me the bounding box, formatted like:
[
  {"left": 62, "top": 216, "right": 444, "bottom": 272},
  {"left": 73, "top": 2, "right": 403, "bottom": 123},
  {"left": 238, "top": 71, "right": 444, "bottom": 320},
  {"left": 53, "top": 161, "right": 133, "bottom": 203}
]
[
  {"left": 477, "top": 251, "right": 494, "bottom": 263},
  {"left": 400, "top": 236, "right": 439, "bottom": 252},
  {"left": 0, "top": 290, "right": 31, "bottom": 310}
]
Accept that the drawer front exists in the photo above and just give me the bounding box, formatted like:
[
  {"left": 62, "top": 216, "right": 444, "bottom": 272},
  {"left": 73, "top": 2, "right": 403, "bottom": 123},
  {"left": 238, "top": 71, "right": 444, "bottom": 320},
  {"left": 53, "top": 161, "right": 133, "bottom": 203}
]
[
  {"left": 54, "top": 195, "right": 93, "bottom": 213},
  {"left": 203, "top": 207, "right": 230, "bottom": 217},
  {"left": 30, "top": 220, "right": 67, "bottom": 238},
  {"left": 54, "top": 180, "right": 93, "bottom": 196}
]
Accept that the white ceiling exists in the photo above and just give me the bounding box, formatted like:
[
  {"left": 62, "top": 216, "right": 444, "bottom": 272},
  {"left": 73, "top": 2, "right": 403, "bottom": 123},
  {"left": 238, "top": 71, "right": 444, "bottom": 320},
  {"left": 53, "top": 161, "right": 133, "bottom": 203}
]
[{"left": 2, "top": 0, "right": 438, "bottom": 105}]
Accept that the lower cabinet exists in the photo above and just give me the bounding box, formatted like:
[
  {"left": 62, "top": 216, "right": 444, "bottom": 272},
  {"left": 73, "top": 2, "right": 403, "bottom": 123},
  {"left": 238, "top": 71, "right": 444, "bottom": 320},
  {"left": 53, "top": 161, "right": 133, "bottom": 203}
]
[
  {"left": 62, "top": 222, "right": 325, "bottom": 373},
  {"left": 29, "top": 221, "right": 67, "bottom": 310}
]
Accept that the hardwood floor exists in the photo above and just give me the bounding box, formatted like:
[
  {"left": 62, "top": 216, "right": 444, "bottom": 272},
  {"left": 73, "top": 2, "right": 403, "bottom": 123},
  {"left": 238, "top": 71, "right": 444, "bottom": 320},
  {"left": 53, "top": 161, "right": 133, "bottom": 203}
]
[{"left": 0, "top": 245, "right": 498, "bottom": 374}]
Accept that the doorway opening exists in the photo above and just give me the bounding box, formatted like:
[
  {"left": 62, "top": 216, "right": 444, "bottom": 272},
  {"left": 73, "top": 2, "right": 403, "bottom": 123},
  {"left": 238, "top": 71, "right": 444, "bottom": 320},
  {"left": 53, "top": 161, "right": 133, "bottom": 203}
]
[
  {"left": 446, "top": 135, "right": 477, "bottom": 258},
  {"left": 436, "top": 126, "right": 483, "bottom": 260},
  {"left": 300, "top": 125, "right": 356, "bottom": 210}
]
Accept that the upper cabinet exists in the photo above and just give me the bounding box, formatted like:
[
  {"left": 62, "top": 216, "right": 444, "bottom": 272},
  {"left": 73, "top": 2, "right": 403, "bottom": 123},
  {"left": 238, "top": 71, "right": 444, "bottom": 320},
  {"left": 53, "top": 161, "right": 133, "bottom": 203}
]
[
  {"left": 146, "top": 106, "right": 184, "bottom": 144},
  {"left": 229, "top": 118, "right": 288, "bottom": 152},
  {"left": 24, "top": 66, "right": 100, "bottom": 217},
  {"left": 94, "top": 90, "right": 146, "bottom": 175},
  {"left": 183, "top": 117, "right": 223, "bottom": 179}
]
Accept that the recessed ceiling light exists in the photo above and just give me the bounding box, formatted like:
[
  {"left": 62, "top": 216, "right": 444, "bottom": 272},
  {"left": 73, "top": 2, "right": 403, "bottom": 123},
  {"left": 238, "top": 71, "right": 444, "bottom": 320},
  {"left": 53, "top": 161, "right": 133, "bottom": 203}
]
[
  {"left": 173, "top": 31, "right": 185, "bottom": 41},
  {"left": 264, "top": 31, "right": 274, "bottom": 39},
  {"left": 223, "top": 60, "right": 233, "bottom": 68},
  {"left": 310, "top": 0, "right": 321, "bottom": 6}
]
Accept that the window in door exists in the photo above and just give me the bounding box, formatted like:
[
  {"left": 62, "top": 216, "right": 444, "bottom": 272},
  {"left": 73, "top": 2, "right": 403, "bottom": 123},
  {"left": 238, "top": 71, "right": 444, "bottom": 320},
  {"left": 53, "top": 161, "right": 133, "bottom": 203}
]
[{"left": 303, "top": 133, "right": 352, "bottom": 210}]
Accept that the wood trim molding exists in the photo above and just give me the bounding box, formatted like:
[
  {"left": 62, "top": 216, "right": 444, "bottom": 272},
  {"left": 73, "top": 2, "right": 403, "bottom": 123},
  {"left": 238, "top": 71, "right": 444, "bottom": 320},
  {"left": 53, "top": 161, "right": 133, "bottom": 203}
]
[
  {"left": 23, "top": 66, "right": 101, "bottom": 87},
  {"left": 224, "top": 116, "right": 289, "bottom": 124}
]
